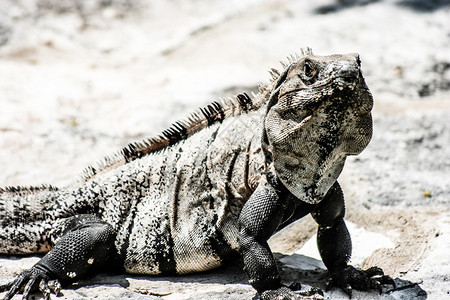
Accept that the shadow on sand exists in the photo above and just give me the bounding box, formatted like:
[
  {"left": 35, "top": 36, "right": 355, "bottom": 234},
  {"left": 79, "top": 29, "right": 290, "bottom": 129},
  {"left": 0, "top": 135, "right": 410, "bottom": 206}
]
[
  {"left": 314, "top": 0, "right": 449, "bottom": 14},
  {"left": 62, "top": 253, "right": 428, "bottom": 299}
]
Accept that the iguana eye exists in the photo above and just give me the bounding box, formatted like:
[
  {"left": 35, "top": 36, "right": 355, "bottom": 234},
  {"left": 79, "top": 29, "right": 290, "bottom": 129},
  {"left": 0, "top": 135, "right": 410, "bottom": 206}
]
[{"left": 303, "top": 61, "right": 317, "bottom": 80}]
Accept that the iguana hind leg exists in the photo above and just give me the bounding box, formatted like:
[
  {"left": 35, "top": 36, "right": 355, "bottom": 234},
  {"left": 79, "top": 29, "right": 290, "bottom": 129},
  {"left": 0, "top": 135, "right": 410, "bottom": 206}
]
[{"left": 1, "top": 214, "right": 116, "bottom": 300}]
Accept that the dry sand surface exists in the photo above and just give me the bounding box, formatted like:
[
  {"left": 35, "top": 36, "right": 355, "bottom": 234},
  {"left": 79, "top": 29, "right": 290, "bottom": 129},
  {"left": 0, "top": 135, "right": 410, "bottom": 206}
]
[{"left": 0, "top": 0, "right": 449, "bottom": 299}]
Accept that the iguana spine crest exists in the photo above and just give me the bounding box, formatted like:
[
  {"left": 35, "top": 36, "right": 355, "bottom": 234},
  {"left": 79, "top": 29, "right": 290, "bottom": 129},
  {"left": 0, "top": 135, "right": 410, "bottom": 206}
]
[
  {"left": 79, "top": 93, "right": 260, "bottom": 182},
  {"left": 0, "top": 185, "right": 59, "bottom": 195}
]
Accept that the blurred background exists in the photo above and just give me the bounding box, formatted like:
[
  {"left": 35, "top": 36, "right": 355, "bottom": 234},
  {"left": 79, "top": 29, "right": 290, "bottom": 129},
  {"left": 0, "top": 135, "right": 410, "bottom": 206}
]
[{"left": 0, "top": 1, "right": 449, "bottom": 299}]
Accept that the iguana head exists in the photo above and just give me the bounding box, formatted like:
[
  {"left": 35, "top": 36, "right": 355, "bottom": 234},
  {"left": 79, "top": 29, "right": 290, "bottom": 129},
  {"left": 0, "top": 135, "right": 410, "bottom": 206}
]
[{"left": 264, "top": 51, "right": 373, "bottom": 204}]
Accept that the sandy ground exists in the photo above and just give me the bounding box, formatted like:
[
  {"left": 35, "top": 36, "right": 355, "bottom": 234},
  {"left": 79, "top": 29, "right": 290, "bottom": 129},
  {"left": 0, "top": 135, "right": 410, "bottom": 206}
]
[{"left": 0, "top": 0, "right": 449, "bottom": 299}]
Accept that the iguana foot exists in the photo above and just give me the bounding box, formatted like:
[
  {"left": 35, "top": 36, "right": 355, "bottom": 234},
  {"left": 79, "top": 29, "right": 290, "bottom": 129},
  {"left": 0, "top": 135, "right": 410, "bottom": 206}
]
[
  {"left": 0, "top": 266, "right": 61, "bottom": 300},
  {"left": 256, "top": 286, "right": 324, "bottom": 300},
  {"left": 328, "top": 265, "right": 395, "bottom": 298}
]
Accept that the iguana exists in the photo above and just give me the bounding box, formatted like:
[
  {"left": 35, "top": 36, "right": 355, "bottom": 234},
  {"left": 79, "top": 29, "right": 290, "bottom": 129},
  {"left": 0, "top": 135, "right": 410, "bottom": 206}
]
[{"left": 0, "top": 49, "right": 394, "bottom": 300}]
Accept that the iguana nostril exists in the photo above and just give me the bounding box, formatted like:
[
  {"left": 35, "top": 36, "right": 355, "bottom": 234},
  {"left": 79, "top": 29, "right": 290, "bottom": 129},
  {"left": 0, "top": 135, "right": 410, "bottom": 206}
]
[{"left": 338, "top": 64, "right": 359, "bottom": 80}]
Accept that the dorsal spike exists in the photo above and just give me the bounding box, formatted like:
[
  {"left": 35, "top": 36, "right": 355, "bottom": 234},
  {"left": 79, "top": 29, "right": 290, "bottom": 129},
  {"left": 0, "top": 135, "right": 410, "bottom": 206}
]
[
  {"left": 77, "top": 92, "right": 264, "bottom": 183},
  {"left": 279, "top": 61, "right": 288, "bottom": 68},
  {"left": 288, "top": 54, "right": 297, "bottom": 64},
  {"left": 269, "top": 68, "right": 281, "bottom": 81},
  {"left": 0, "top": 185, "right": 59, "bottom": 195},
  {"left": 300, "top": 47, "right": 313, "bottom": 56}
]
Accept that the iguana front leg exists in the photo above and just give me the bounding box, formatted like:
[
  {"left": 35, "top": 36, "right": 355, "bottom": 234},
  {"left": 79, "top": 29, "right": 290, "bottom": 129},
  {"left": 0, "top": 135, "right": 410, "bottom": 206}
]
[
  {"left": 238, "top": 176, "right": 311, "bottom": 300},
  {"left": 312, "top": 182, "right": 395, "bottom": 298},
  {"left": 1, "top": 215, "right": 116, "bottom": 300}
]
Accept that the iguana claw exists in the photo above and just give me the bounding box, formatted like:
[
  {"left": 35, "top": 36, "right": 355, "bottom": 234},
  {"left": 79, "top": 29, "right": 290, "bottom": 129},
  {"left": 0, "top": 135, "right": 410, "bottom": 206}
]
[
  {"left": 0, "top": 266, "right": 61, "bottom": 300},
  {"left": 329, "top": 265, "right": 395, "bottom": 298}
]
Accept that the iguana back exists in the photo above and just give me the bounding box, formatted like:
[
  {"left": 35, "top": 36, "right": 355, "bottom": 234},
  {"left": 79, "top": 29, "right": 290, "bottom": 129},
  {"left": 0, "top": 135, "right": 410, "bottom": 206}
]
[{"left": 0, "top": 92, "right": 268, "bottom": 274}]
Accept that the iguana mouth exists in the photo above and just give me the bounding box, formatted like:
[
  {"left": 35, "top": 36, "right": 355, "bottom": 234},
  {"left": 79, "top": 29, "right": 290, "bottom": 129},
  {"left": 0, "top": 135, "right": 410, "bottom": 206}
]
[
  {"left": 334, "top": 76, "right": 358, "bottom": 91},
  {"left": 298, "top": 114, "right": 313, "bottom": 127}
]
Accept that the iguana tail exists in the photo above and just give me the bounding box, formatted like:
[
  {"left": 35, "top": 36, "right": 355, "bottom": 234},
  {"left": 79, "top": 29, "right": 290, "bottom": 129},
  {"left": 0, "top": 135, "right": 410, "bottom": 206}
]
[{"left": 0, "top": 185, "right": 68, "bottom": 254}]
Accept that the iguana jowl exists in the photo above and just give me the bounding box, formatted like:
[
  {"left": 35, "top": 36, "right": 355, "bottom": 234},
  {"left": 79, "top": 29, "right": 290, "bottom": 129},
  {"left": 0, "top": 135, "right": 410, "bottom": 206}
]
[{"left": 0, "top": 49, "right": 394, "bottom": 300}]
